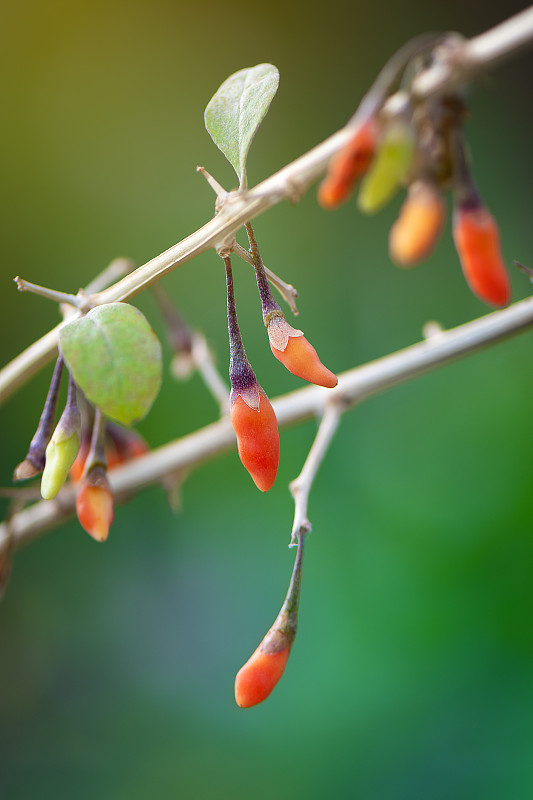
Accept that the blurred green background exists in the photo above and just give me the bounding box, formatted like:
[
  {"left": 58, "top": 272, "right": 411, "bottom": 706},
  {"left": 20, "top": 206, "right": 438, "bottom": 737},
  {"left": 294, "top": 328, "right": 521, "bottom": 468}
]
[{"left": 2, "top": 1, "right": 533, "bottom": 798}]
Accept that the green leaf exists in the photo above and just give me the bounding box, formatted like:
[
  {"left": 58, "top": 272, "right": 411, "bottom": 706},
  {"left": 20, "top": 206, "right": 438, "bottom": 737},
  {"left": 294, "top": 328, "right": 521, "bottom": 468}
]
[
  {"left": 59, "top": 303, "right": 162, "bottom": 426},
  {"left": 204, "top": 63, "right": 279, "bottom": 187}
]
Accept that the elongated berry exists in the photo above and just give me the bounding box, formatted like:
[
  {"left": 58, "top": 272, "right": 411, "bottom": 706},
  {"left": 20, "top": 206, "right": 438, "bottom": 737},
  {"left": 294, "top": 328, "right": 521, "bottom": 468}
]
[
  {"left": 76, "top": 468, "right": 114, "bottom": 542},
  {"left": 266, "top": 312, "right": 337, "bottom": 388},
  {"left": 235, "top": 532, "right": 305, "bottom": 708},
  {"left": 235, "top": 645, "right": 291, "bottom": 708},
  {"left": 231, "top": 388, "right": 279, "bottom": 492},
  {"left": 453, "top": 205, "right": 510, "bottom": 307},
  {"left": 389, "top": 180, "right": 446, "bottom": 267},
  {"left": 225, "top": 254, "right": 279, "bottom": 491},
  {"left": 318, "top": 121, "right": 377, "bottom": 209},
  {"left": 358, "top": 121, "right": 414, "bottom": 214}
]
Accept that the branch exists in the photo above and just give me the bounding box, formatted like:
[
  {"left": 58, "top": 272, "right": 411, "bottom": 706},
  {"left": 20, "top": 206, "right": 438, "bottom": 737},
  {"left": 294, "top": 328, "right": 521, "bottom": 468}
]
[
  {"left": 1, "top": 9, "right": 533, "bottom": 405},
  {"left": 3, "top": 293, "right": 533, "bottom": 551},
  {"left": 289, "top": 400, "right": 344, "bottom": 544}
]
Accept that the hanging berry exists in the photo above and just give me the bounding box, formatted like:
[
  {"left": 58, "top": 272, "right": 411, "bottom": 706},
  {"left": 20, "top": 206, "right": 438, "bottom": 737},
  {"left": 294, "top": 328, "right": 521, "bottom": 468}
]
[
  {"left": 75, "top": 408, "right": 115, "bottom": 541},
  {"left": 245, "top": 223, "right": 338, "bottom": 389},
  {"left": 389, "top": 180, "right": 446, "bottom": 267},
  {"left": 453, "top": 204, "right": 510, "bottom": 307},
  {"left": 76, "top": 470, "right": 114, "bottom": 542},
  {"left": 235, "top": 531, "right": 305, "bottom": 708},
  {"left": 318, "top": 120, "right": 378, "bottom": 209},
  {"left": 265, "top": 311, "right": 338, "bottom": 388},
  {"left": 452, "top": 132, "right": 510, "bottom": 307},
  {"left": 225, "top": 256, "right": 279, "bottom": 492}
]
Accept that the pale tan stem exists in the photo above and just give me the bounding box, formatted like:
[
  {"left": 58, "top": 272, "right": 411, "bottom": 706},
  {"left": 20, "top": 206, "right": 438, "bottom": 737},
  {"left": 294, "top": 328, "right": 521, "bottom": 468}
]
[{"left": 289, "top": 400, "right": 343, "bottom": 544}]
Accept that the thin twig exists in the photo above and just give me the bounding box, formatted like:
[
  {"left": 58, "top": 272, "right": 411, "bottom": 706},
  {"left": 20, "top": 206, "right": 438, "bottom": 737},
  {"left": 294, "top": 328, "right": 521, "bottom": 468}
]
[
  {"left": 189, "top": 333, "right": 230, "bottom": 415},
  {"left": 289, "top": 400, "right": 344, "bottom": 545},
  {"left": 4, "top": 293, "right": 533, "bottom": 550},
  {"left": 2, "top": 11, "right": 532, "bottom": 404},
  {"left": 15, "top": 278, "right": 89, "bottom": 311},
  {"left": 232, "top": 242, "right": 299, "bottom": 314}
]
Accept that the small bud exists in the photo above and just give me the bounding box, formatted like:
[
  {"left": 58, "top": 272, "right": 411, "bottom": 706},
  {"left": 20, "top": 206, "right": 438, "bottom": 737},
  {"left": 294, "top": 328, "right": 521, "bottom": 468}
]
[
  {"left": 389, "top": 180, "right": 446, "bottom": 267},
  {"left": 266, "top": 312, "right": 338, "bottom": 388},
  {"left": 41, "top": 375, "right": 81, "bottom": 500},
  {"left": 318, "top": 121, "right": 377, "bottom": 209},
  {"left": 14, "top": 357, "right": 64, "bottom": 481},
  {"left": 231, "top": 388, "right": 279, "bottom": 493},
  {"left": 235, "top": 532, "right": 305, "bottom": 708},
  {"left": 357, "top": 121, "right": 414, "bottom": 214},
  {"left": 453, "top": 204, "right": 510, "bottom": 307},
  {"left": 76, "top": 467, "right": 114, "bottom": 542},
  {"left": 41, "top": 429, "right": 80, "bottom": 500}
]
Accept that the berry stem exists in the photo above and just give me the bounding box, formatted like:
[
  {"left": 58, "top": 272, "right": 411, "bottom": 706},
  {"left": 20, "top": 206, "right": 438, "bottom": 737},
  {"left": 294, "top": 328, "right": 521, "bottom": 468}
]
[
  {"left": 244, "top": 222, "right": 280, "bottom": 320},
  {"left": 224, "top": 256, "right": 256, "bottom": 395},
  {"left": 84, "top": 407, "right": 107, "bottom": 476},
  {"left": 289, "top": 400, "right": 344, "bottom": 544}
]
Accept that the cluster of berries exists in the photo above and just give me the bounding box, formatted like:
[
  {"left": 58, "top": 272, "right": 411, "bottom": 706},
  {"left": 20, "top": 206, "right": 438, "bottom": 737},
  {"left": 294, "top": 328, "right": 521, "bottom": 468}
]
[
  {"left": 226, "top": 225, "right": 338, "bottom": 495},
  {"left": 14, "top": 358, "right": 147, "bottom": 542},
  {"left": 318, "top": 83, "right": 510, "bottom": 308}
]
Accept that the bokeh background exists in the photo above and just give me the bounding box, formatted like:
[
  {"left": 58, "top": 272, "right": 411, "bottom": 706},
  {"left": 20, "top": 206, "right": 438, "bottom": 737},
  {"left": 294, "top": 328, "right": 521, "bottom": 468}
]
[{"left": 2, "top": 1, "right": 533, "bottom": 798}]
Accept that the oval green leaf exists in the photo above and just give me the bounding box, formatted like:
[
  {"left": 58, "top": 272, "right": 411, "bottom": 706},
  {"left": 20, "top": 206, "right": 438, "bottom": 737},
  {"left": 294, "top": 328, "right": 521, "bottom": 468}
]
[
  {"left": 204, "top": 63, "right": 279, "bottom": 188},
  {"left": 58, "top": 303, "right": 162, "bottom": 426}
]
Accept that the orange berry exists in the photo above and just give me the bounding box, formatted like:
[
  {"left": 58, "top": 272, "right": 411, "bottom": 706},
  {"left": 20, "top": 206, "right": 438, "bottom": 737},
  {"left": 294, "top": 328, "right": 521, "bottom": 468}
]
[
  {"left": 230, "top": 390, "right": 279, "bottom": 492},
  {"left": 235, "top": 646, "right": 291, "bottom": 708},
  {"left": 266, "top": 313, "right": 338, "bottom": 388},
  {"left": 76, "top": 480, "right": 114, "bottom": 542},
  {"left": 318, "top": 121, "right": 377, "bottom": 209},
  {"left": 271, "top": 336, "right": 338, "bottom": 388},
  {"left": 389, "top": 180, "right": 446, "bottom": 267},
  {"left": 453, "top": 205, "right": 510, "bottom": 307}
]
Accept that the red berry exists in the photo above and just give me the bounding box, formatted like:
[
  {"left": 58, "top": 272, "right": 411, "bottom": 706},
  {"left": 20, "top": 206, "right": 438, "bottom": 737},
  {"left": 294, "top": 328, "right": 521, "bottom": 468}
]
[
  {"left": 230, "top": 390, "right": 279, "bottom": 492},
  {"left": 453, "top": 205, "right": 510, "bottom": 307},
  {"left": 76, "top": 480, "right": 114, "bottom": 542},
  {"left": 235, "top": 646, "right": 291, "bottom": 708},
  {"left": 318, "top": 121, "right": 377, "bottom": 209}
]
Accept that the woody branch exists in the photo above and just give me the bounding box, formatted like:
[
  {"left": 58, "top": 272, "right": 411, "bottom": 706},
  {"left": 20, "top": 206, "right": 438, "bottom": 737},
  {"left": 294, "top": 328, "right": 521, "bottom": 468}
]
[{"left": 3, "top": 292, "right": 533, "bottom": 551}]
